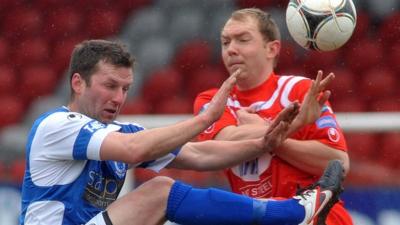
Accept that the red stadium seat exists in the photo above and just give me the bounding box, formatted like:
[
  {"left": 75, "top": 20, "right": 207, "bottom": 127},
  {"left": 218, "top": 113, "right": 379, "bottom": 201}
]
[
  {"left": 52, "top": 37, "right": 86, "bottom": 74},
  {"left": 14, "top": 38, "right": 50, "bottom": 66},
  {"left": 387, "top": 42, "right": 400, "bottom": 74},
  {"left": 0, "top": 65, "right": 17, "bottom": 97},
  {"left": 237, "top": 0, "right": 276, "bottom": 8},
  {"left": 43, "top": 7, "right": 84, "bottom": 42},
  {"left": 9, "top": 159, "right": 25, "bottom": 185},
  {"left": 154, "top": 96, "right": 192, "bottom": 114},
  {"left": 172, "top": 40, "right": 213, "bottom": 78},
  {"left": 2, "top": 7, "right": 43, "bottom": 40},
  {"left": 378, "top": 12, "right": 400, "bottom": 47},
  {"left": 302, "top": 50, "right": 341, "bottom": 76},
  {"left": 369, "top": 97, "right": 400, "bottom": 112},
  {"left": 348, "top": 11, "right": 370, "bottom": 43},
  {"left": 142, "top": 67, "right": 183, "bottom": 105},
  {"left": 0, "top": 161, "right": 6, "bottom": 182},
  {"left": 331, "top": 96, "right": 368, "bottom": 112},
  {"left": 121, "top": 97, "right": 152, "bottom": 115},
  {"left": 276, "top": 41, "right": 297, "bottom": 71},
  {"left": 0, "top": 96, "right": 25, "bottom": 127},
  {"left": 85, "top": 9, "right": 123, "bottom": 38},
  {"left": 18, "top": 65, "right": 58, "bottom": 103},
  {"left": 0, "top": 38, "right": 9, "bottom": 64},
  {"left": 378, "top": 133, "right": 400, "bottom": 169},
  {"left": 345, "top": 132, "right": 379, "bottom": 161},
  {"left": 360, "top": 68, "right": 396, "bottom": 101},
  {"left": 329, "top": 68, "right": 356, "bottom": 100},
  {"left": 185, "top": 66, "right": 227, "bottom": 101},
  {"left": 344, "top": 38, "right": 384, "bottom": 74}
]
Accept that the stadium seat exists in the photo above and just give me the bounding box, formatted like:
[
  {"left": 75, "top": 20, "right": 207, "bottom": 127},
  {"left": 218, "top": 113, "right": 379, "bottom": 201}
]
[
  {"left": 0, "top": 96, "right": 25, "bottom": 128},
  {"left": 276, "top": 41, "right": 297, "bottom": 71},
  {"left": 52, "top": 37, "right": 86, "bottom": 74},
  {"left": 23, "top": 96, "right": 63, "bottom": 125},
  {"left": 14, "top": 38, "right": 50, "bottom": 67},
  {"left": 0, "top": 38, "right": 9, "bottom": 64},
  {"left": 331, "top": 96, "right": 368, "bottom": 112},
  {"left": 172, "top": 40, "right": 213, "bottom": 78},
  {"left": 2, "top": 7, "right": 43, "bottom": 40},
  {"left": 0, "top": 161, "right": 5, "bottom": 182},
  {"left": 142, "top": 67, "right": 183, "bottom": 105},
  {"left": 121, "top": 97, "right": 152, "bottom": 115},
  {"left": 236, "top": 0, "right": 276, "bottom": 8},
  {"left": 43, "top": 7, "right": 84, "bottom": 42},
  {"left": 0, "top": 125, "right": 30, "bottom": 155},
  {"left": 369, "top": 97, "right": 400, "bottom": 112},
  {"left": 360, "top": 68, "right": 396, "bottom": 101},
  {"left": 378, "top": 12, "right": 400, "bottom": 47},
  {"left": 387, "top": 42, "right": 400, "bottom": 74},
  {"left": 168, "top": 7, "right": 205, "bottom": 45},
  {"left": 329, "top": 68, "right": 356, "bottom": 100},
  {"left": 302, "top": 50, "right": 341, "bottom": 76},
  {"left": 0, "top": 65, "right": 17, "bottom": 97},
  {"left": 153, "top": 96, "right": 192, "bottom": 114},
  {"left": 86, "top": 9, "right": 123, "bottom": 38},
  {"left": 185, "top": 66, "right": 227, "bottom": 101},
  {"left": 120, "top": 7, "right": 167, "bottom": 46},
  {"left": 344, "top": 38, "right": 384, "bottom": 74},
  {"left": 378, "top": 133, "right": 400, "bottom": 169},
  {"left": 136, "top": 36, "right": 174, "bottom": 75},
  {"left": 19, "top": 65, "right": 58, "bottom": 103},
  {"left": 9, "top": 159, "right": 25, "bottom": 185},
  {"left": 345, "top": 132, "right": 379, "bottom": 161},
  {"left": 349, "top": 10, "right": 371, "bottom": 43}
]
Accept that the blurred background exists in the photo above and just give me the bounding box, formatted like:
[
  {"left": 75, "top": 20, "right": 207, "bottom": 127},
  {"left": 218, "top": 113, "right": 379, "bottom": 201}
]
[{"left": 0, "top": 0, "right": 399, "bottom": 224}]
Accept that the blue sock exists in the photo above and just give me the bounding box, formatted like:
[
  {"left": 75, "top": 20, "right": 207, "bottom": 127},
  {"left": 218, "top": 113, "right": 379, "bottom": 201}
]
[
  {"left": 166, "top": 181, "right": 305, "bottom": 225},
  {"left": 263, "top": 199, "right": 305, "bottom": 225}
]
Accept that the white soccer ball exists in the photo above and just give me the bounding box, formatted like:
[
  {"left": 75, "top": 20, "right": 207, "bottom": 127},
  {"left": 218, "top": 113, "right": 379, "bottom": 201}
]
[{"left": 286, "top": 0, "right": 357, "bottom": 51}]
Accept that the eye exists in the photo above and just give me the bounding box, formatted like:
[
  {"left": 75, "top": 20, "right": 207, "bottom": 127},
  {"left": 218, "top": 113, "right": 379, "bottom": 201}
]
[
  {"left": 122, "top": 86, "right": 130, "bottom": 92},
  {"left": 105, "top": 83, "right": 117, "bottom": 89}
]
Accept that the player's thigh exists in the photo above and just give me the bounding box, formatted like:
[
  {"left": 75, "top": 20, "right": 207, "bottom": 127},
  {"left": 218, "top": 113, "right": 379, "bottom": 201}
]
[{"left": 107, "top": 176, "right": 175, "bottom": 225}]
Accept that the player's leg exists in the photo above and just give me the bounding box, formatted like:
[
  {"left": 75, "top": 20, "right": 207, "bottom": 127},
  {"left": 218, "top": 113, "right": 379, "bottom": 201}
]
[
  {"left": 88, "top": 159, "right": 344, "bottom": 225},
  {"left": 167, "top": 160, "right": 344, "bottom": 225},
  {"left": 105, "top": 176, "right": 173, "bottom": 225}
]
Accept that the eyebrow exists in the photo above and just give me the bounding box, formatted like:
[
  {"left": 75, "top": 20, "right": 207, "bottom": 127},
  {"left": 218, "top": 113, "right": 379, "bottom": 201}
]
[{"left": 221, "top": 31, "right": 252, "bottom": 39}]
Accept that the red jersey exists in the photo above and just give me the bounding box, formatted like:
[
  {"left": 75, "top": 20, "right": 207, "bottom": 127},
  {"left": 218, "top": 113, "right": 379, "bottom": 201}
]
[{"left": 194, "top": 72, "right": 352, "bottom": 224}]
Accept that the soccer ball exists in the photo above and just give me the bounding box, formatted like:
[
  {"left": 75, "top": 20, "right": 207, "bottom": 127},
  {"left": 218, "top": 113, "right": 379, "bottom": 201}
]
[{"left": 286, "top": 0, "right": 357, "bottom": 51}]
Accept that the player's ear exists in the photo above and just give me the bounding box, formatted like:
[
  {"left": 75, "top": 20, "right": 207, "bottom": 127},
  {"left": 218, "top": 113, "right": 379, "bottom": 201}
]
[
  {"left": 265, "top": 40, "right": 281, "bottom": 59},
  {"left": 71, "top": 73, "right": 84, "bottom": 95}
]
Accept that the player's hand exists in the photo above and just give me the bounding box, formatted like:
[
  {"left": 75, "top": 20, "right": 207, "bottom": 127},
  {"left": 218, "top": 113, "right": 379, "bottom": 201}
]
[
  {"left": 262, "top": 102, "right": 300, "bottom": 151},
  {"left": 292, "top": 70, "right": 334, "bottom": 129},
  {"left": 202, "top": 69, "right": 240, "bottom": 123}
]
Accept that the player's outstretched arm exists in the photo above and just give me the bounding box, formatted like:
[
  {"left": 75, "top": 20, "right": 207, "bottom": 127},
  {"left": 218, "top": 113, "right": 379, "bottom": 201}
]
[
  {"left": 99, "top": 70, "right": 239, "bottom": 164},
  {"left": 288, "top": 70, "right": 335, "bottom": 135},
  {"left": 169, "top": 103, "right": 299, "bottom": 171}
]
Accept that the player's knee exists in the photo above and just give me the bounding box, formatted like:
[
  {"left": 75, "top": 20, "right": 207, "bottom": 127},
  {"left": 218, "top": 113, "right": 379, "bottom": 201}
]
[{"left": 142, "top": 176, "right": 175, "bottom": 194}]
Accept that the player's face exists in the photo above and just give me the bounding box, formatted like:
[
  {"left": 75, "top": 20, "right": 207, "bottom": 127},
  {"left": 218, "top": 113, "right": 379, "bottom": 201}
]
[
  {"left": 78, "top": 62, "right": 133, "bottom": 123},
  {"left": 221, "top": 17, "right": 271, "bottom": 83}
]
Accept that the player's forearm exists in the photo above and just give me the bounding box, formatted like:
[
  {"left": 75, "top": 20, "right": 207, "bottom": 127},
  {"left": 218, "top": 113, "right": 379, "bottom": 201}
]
[
  {"left": 215, "top": 124, "right": 268, "bottom": 141},
  {"left": 274, "top": 139, "right": 350, "bottom": 176},
  {"left": 130, "top": 114, "right": 215, "bottom": 162},
  {"left": 176, "top": 139, "right": 265, "bottom": 171}
]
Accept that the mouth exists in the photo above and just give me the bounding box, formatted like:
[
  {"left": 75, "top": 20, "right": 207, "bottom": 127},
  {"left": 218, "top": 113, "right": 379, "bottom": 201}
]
[{"left": 103, "top": 108, "right": 117, "bottom": 116}]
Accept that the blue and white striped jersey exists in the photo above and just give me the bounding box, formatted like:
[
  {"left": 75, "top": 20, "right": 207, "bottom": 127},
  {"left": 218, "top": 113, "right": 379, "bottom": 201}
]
[{"left": 19, "top": 106, "right": 180, "bottom": 225}]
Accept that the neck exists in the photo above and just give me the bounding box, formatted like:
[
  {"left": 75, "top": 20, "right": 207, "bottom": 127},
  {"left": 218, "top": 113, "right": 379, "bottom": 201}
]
[{"left": 236, "top": 68, "right": 273, "bottom": 91}]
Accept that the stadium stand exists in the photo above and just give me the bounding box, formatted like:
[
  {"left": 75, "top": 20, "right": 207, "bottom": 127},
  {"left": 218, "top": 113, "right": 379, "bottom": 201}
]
[{"left": 0, "top": 0, "right": 399, "bottom": 216}]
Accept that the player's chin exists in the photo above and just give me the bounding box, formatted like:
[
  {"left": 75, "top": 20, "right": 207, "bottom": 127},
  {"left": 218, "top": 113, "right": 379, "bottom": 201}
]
[{"left": 101, "top": 111, "right": 117, "bottom": 124}]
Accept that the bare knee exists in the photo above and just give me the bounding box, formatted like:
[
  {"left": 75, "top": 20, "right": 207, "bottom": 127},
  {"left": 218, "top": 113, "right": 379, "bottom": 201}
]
[
  {"left": 141, "top": 176, "right": 175, "bottom": 194},
  {"left": 106, "top": 176, "right": 176, "bottom": 224}
]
